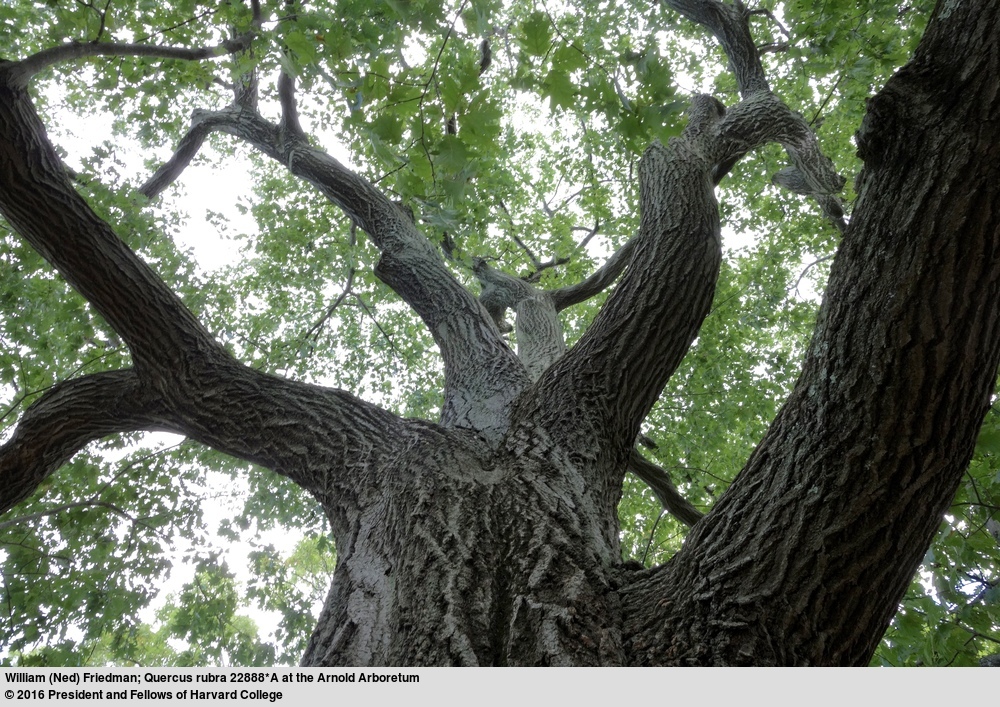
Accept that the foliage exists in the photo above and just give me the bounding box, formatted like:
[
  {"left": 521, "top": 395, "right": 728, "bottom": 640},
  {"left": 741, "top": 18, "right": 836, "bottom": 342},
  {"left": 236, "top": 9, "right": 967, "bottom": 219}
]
[{"left": 1, "top": 0, "right": 997, "bottom": 665}]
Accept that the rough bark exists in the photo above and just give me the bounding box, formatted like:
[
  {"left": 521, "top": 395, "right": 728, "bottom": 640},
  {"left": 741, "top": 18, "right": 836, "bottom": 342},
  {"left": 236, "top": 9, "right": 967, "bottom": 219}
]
[
  {"left": 621, "top": 0, "right": 1000, "bottom": 666},
  {"left": 175, "top": 105, "right": 531, "bottom": 442},
  {"left": 1, "top": 0, "right": 997, "bottom": 668}
]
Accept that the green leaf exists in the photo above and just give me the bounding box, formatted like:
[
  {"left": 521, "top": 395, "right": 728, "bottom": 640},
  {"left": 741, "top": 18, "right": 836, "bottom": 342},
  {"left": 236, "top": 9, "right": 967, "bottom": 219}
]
[
  {"left": 543, "top": 69, "right": 577, "bottom": 111},
  {"left": 552, "top": 43, "right": 587, "bottom": 74},
  {"left": 435, "top": 136, "right": 470, "bottom": 172},
  {"left": 284, "top": 30, "right": 317, "bottom": 64},
  {"left": 370, "top": 113, "right": 404, "bottom": 144},
  {"left": 520, "top": 11, "right": 552, "bottom": 57},
  {"left": 462, "top": 98, "right": 502, "bottom": 145}
]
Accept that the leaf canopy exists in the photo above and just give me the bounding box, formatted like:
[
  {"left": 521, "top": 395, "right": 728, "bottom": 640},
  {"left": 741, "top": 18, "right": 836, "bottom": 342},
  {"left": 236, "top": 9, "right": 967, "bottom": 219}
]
[{"left": 2, "top": 0, "right": 997, "bottom": 667}]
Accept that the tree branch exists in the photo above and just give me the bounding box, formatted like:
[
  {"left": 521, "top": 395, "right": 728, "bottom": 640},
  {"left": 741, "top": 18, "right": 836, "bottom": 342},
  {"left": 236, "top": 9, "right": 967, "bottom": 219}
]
[
  {"left": 0, "top": 61, "right": 414, "bottom": 509},
  {"left": 0, "top": 370, "right": 171, "bottom": 516},
  {"left": 0, "top": 499, "right": 147, "bottom": 533},
  {"left": 160, "top": 105, "right": 530, "bottom": 441},
  {"left": 474, "top": 260, "right": 565, "bottom": 380},
  {"left": 628, "top": 449, "right": 704, "bottom": 527},
  {"left": 661, "top": 1, "right": 847, "bottom": 228},
  {"left": 168, "top": 363, "right": 413, "bottom": 508},
  {"left": 550, "top": 238, "right": 638, "bottom": 311},
  {"left": 510, "top": 2, "right": 846, "bottom": 508},
  {"left": 0, "top": 75, "right": 228, "bottom": 378},
  {"left": 139, "top": 122, "right": 211, "bottom": 199},
  {"left": 659, "top": 0, "right": 769, "bottom": 98},
  {"left": 6, "top": 34, "right": 255, "bottom": 88},
  {"left": 623, "top": 0, "right": 1000, "bottom": 664},
  {"left": 526, "top": 96, "right": 727, "bottom": 459},
  {"left": 278, "top": 68, "right": 306, "bottom": 140}
]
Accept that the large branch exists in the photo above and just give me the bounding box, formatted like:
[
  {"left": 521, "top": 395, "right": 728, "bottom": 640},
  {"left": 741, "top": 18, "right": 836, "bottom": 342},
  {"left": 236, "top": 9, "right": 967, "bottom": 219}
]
[
  {"left": 513, "top": 101, "right": 843, "bottom": 530},
  {"left": 166, "top": 362, "right": 414, "bottom": 510},
  {"left": 0, "top": 73, "right": 228, "bottom": 380},
  {"left": 621, "top": 0, "right": 1000, "bottom": 665},
  {"left": 133, "top": 26, "right": 530, "bottom": 440},
  {"left": 0, "top": 62, "right": 409, "bottom": 514},
  {"left": 661, "top": 0, "right": 769, "bottom": 98},
  {"left": 157, "top": 105, "right": 530, "bottom": 440},
  {"left": 0, "top": 365, "right": 417, "bottom": 527},
  {"left": 520, "top": 3, "right": 846, "bottom": 455},
  {"left": 662, "top": 0, "right": 847, "bottom": 227},
  {"left": 524, "top": 96, "right": 727, "bottom": 460},
  {"left": 0, "top": 370, "right": 170, "bottom": 515},
  {"left": 475, "top": 250, "right": 704, "bottom": 526}
]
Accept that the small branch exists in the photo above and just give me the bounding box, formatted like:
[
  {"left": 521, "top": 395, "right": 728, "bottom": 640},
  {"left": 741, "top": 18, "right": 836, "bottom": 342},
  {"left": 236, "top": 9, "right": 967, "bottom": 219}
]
[
  {"left": 522, "top": 222, "right": 601, "bottom": 283},
  {"left": 95, "top": 0, "right": 113, "bottom": 42},
  {"left": 748, "top": 7, "right": 790, "bottom": 40},
  {"left": 278, "top": 70, "right": 305, "bottom": 139},
  {"left": 422, "top": 0, "right": 471, "bottom": 92},
  {"left": 352, "top": 294, "right": 400, "bottom": 359},
  {"left": 302, "top": 269, "right": 356, "bottom": 343},
  {"left": 499, "top": 199, "right": 542, "bottom": 270},
  {"left": 0, "top": 499, "right": 142, "bottom": 533},
  {"left": 8, "top": 34, "right": 255, "bottom": 87},
  {"left": 792, "top": 253, "right": 835, "bottom": 293},
  {"left": 542, "top": 184, "right": 586, "bottom": 218},
  {"left": 139, "top": 122, "right": 211, "bottom": 199},
  {"left": 572, "top": 221, "right": 602, "bottom": 254},
  {"left": 640, "top": 510, "right": 667, "bottom": 565},
  {"left": 810, "top": 73, "right": 846, "bottom": 127},
  {"left": 277, "top": 0, "right": 305, "bottom": 139},
  {"left": 524, "top": 255, "right": 570, "bottom": 282},
  {"left": 628, "top": 449, "right": 705, "bottom": 527},
  {"left": 133, "top": 7, "right": 224, "bottom": 44},
  {"left": 550, "top": 237, "right": 637, "bottom": 310},
  {"left": 758, "top": 43, "right": 789, "bottom": 55}
]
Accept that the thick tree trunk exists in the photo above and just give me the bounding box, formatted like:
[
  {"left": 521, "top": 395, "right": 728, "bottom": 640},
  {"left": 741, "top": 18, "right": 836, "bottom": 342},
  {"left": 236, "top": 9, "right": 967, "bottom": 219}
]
[
  {"left": 304, "top": 0, "right": 1000, "bottom": 667},
  {"left": 620, "top": 0, "right": 1000, "bottom": 666}
]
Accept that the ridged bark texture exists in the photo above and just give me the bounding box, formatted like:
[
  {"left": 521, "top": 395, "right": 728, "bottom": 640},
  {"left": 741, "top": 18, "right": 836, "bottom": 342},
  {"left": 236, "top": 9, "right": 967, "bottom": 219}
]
[{"left": 621, "top": 0, "right": 1000, "bottom": 666}]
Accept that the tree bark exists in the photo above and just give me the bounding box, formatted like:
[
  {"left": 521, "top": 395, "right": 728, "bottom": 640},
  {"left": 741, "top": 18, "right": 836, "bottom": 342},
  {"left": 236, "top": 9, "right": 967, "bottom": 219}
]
[{"left": 621, "top": 0, "right": 1000, "bottom": 666}]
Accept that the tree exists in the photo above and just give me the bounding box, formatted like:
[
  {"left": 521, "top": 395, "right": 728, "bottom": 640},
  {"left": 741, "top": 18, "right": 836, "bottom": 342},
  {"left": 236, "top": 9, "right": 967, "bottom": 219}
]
[{"left": 1, "top": 0, "right": 999, "bottom": 666}]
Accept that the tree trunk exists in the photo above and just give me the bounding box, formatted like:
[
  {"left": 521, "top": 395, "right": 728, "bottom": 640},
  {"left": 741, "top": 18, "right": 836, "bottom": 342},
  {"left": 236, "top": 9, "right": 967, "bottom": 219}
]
[{"left": 620, "top": 0, "right": 1000, "bottom": 665}]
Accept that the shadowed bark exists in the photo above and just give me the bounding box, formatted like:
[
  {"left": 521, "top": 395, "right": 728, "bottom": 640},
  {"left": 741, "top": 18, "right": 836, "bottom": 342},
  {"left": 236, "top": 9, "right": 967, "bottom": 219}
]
[{"left": 621, "top": 0, "right": 1000, "bottom": 665}]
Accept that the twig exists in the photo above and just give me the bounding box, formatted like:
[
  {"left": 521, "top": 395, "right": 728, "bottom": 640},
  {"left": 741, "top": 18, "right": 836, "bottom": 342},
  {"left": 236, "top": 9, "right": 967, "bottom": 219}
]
[
  {"left": 792, "top": 253, "right": 834, "bottom": 293},
  {"left": 302, "top": 270, "right": 357, "bottom": 343}
]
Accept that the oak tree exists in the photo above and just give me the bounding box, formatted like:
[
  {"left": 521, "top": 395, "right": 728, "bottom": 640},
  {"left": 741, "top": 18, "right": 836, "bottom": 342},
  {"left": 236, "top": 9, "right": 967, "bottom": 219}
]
[{"left": 2, "top": 0, "right": 999, "bottom": 666}]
